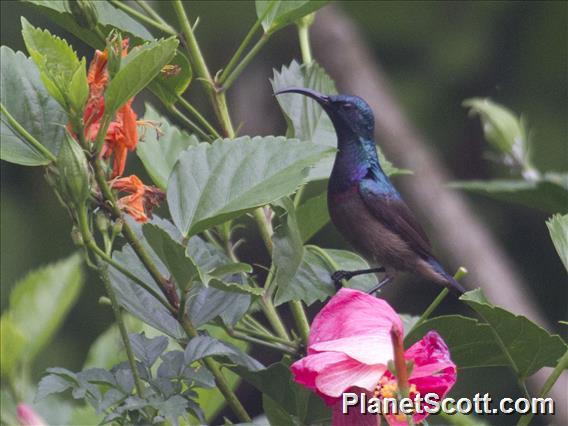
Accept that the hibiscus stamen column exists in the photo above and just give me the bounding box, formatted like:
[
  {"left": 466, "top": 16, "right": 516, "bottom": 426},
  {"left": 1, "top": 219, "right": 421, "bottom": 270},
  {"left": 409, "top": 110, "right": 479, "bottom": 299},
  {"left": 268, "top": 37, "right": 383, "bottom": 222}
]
[{"left": 390, "top": 326, "right": 414, "bottom": 426}]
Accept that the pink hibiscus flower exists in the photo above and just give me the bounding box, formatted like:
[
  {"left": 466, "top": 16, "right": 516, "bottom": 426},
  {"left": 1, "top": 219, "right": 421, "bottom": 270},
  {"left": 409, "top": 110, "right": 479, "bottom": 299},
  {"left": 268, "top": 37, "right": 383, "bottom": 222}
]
[{"left": 291, "top": 288, "right": 457, "bottom": 425}]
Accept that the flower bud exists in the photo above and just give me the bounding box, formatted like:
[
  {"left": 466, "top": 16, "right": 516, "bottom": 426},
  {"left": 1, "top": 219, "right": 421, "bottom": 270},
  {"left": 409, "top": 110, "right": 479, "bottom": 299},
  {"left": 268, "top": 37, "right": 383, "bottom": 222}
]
[
  {"left": 112, "top": 219, "right": 123, "bottom": 237},
  {"left": 58, "top": 133, "right": 90, "bottom": 207},
  {"left": 67, "top": 0, "right": 98, "bottom": 30},
  {"left": 70, "top": 226, "right": 84, "bottom": 246},
  {"left": 16, "top": 403, "right": 46, "bottom": 426},
  {"left": 95, "top": 211, "right": 110, "bottom": 233},
  {"left": 106, "top": 32, "right": 123, "bottom": 78}
]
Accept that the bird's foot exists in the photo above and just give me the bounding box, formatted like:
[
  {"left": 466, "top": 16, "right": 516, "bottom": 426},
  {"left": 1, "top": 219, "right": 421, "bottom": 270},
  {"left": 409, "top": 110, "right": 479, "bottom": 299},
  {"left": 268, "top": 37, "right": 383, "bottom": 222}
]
[
  {"left": 367, "top": 275, "right": 393, "bottom": 295},
  {"left": 331, "top": 270, "right": 353, "bottom": 289}
]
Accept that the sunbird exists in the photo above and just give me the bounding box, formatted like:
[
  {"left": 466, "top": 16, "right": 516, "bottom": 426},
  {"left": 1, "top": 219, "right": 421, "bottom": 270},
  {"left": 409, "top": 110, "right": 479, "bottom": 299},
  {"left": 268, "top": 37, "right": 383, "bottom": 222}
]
[{"left": 275, "top": 88, "right": 465, "bottom": 294}]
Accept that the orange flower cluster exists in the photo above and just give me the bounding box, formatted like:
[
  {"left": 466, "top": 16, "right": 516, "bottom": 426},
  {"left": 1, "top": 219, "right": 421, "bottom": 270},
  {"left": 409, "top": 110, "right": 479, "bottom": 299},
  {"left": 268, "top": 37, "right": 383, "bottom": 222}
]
[{"left": 77, "top": 39, "right": 164, "bottom": 223}]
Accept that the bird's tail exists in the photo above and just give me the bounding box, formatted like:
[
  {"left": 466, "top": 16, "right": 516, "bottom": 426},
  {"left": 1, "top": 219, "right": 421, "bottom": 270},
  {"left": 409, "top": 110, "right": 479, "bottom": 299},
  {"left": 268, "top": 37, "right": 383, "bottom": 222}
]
[{"left": 428, "top": 259, "right": 466, "bottom": 295}]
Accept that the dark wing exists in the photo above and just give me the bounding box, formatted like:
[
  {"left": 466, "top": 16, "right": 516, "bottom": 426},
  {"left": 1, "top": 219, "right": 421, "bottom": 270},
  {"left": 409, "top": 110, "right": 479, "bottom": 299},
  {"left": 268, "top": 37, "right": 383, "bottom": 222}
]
[{"left": 358, "top": 179, "right": 433, "bottom": 259}]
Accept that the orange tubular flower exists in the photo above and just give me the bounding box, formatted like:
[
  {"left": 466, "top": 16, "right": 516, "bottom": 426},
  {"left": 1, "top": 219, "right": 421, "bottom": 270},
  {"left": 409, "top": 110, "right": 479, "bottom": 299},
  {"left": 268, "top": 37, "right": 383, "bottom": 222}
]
[
  {"left": 112, "top": 175, "right": 165, "bottom": 223},
  {"left": 82, "top": 39, "right": 139, "bottom": 177}
]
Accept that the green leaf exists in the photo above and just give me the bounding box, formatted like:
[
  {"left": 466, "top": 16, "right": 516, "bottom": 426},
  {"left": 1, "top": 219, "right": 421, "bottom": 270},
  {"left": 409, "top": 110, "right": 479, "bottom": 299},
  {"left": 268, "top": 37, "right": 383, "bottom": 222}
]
[
  {"left": 274, "top": 245, "right": 376, "bottom": 306},
  {"left": 168, "top": 135, "right": 333, "bottom": 236},
  {"left": 24, "top": 0, "right": 153, "bottom": 49},
  {"left": 143, "top": 223, "right": 203, "bottom": 290},
  {"left": 105, "top": 37, "right": 178, "bottom": 114},
  {"left": 129, "top": 332, "right": 168, "bottom": 368},
  {"left": 263, "top": 395, "right": 296, "bottom": 426},
  {"left": 272, "top": 198, "right": 304, "bottom": 304},
  {"left": 208, "top": 278, "right": 264, "bottom": 297},
  {"left": 546, "top": 214, "right": 568, "bottom": 272},
  {"left": 209, "top": 262, "right": 253, "bottom": 277},
  {"left": 68, "top": 57, "right": 89, "bottom": 111},
  {"left": 235, "top": 361, "right": 331, "bottom": 424},
  {"left": 83, "top": 315, "right": 145, "bottom": 369},
  {"left": 137, "top": 103, "right": 199, "bottom": 189},
  {"left": 110, "top": 241, "right": 186, "bottom": 340},
  {"left": 463, "top": 97, "right": 528, "bottom": 161},
  {"left": 297, "top": 191, "right": 329, "bottom": 242},
  {"left": 272, "top": 60, "right": 408, "bottom": 180},
  {"left": 0, "top": 47, "right": 66, "bottom": 165},
  {"left": 4, "top": 254, "right": 83, "bottom": 364},
  {"left": 21, "top": 17, "right": 83, "bottom": 109},
  {"left": 184, "top": 335, "right": 263, "bottom": 371},
  {"left": 449, "top": 173, "right": 568, "bottom": 214},
  {"left": 0, "top": 316, "right": 27, "bottom": 379},
  {"left": 460, "top": 289, "right": 567, "bottom": 377},
  {"left": 149, "top": 51, "right": 193, "bottom": 107},
  {"left": 36, "top": 374, "right": 74, "bottom": 401},
  {"left": 256, "top": 0, "right": 329, "bottom": 34}
]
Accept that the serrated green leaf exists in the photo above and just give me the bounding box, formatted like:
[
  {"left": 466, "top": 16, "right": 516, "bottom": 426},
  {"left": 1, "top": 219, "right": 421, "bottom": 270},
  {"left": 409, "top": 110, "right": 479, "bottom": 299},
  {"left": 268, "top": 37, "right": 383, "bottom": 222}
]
[
  {"left": 184, "top": 335, "right": 263, "bottom": 371},
  {"left": 143, "top": 223, "right": 203, "bottom": 290},
  {"left": 449, "top": 173, "right": 568, "bottom": 213},
  {"left": 149, "top": 51, "right": 193, "bottom": 107},
  {"left": 546, "top": 214, "right": 568, "bottom": 272},
  {"left": 129, "top": 332, "right": 168, "bottom": 368},
  {"left": 21, "top": 17, "right": 83, "bottom": 109},
  {"left": 0, "top": 47, "right": 66, "bottom": 165},
  {"left": 460, "top": 289, "right": 567, "bottom": 377},
  {"left": 105, "top": 37, "right": 178, "bottom": 114},
  {"left": 256, "top": 0, "right": 329, "bottom": 34},
  {"left": 5, "top": 254, "right": 83, "bottom": 364},
  {"left": 208, "top": 278, "right": 264, "bottom": 297},
  {"left": 110, "top": 241, "right": 186, "bottom": 340},
  {"left": 274, "top": 245, "right": 376, "bottom": 306},
  {"left": 167, "top": 136, "right": 333, "bottom": 236},
  {"left": 24, "top": 0, "right": 153, "bottom": 49},
  {"left": 0, "top": 316, "right": 27, "bottom": 379},
  {"left": 36, "top": 373, "right": 74, "bottom": 402},
  {"left": 297, "top": 191, "right": 329, "bottom": 242},
  {"left": 137, "top": 103, "right": 199, "bottom": 189}
]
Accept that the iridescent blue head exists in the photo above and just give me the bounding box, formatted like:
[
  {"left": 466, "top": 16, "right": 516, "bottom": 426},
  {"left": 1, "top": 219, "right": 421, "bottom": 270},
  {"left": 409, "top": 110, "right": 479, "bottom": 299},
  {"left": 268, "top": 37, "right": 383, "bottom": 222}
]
[{"left": 274, "top": 87, "right": 375, "bottom": 140}]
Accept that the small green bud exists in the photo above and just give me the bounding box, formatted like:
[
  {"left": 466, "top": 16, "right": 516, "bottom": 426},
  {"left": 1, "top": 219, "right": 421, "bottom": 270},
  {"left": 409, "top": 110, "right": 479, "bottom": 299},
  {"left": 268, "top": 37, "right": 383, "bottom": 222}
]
[
  {"left": 58, "top": 133, "right": 90, "bottom": 207},
  {"left": 106, "top": 32, "right": 123, "bottom": 78},
  {"left": 67, "top": 0, "right": 98, "bottom": 30},
  {"left": 112, "top": 219, "right": 123, "bottom": 237},
  {"left": 70, "top": 226, "right": 84, "bottom": 246},
  {"left": 95, "top": 211, "right": 110, "bottom": 233}
]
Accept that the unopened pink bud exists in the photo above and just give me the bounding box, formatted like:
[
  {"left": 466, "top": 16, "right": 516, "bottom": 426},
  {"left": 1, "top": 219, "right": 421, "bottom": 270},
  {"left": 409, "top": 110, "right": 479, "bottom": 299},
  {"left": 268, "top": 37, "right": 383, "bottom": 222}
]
[{"left": 16, "top": 404, "right": 46, "bottom": 426}]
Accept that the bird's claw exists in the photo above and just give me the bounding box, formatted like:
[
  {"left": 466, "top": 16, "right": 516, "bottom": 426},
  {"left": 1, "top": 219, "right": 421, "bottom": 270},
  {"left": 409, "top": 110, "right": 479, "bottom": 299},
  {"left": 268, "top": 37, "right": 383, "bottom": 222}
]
[{"left": 331, "top": 270, "right": 353, "bottom": 289}]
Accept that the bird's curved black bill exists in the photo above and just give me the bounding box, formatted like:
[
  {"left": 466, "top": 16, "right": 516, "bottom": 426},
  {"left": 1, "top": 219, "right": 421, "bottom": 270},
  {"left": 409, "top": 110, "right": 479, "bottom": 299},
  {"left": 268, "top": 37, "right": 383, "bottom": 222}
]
[{"left": 274, "top": 87, "right": 330, "bottom": 106}]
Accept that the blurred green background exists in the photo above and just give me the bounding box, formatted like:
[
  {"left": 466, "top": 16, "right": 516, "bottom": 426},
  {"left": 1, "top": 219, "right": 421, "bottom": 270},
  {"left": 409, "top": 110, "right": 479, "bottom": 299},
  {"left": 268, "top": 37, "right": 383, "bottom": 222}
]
[{"left": 1, "top": 1, "right": 566, "bottom": 424}]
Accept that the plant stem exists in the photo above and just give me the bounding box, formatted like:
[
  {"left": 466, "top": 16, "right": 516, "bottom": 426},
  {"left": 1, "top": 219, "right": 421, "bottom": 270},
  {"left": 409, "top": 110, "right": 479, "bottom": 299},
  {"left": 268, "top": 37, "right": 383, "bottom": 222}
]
[
  {"left": 172, "top": 0, "right": 235, "bottom": 137},
  {"left": 219, "top": 34, "right": 270, "bottom": 92},
  {"left": 297, "top": 20, "right": 313, "bottom": 64},
  {"left": 0, "top": 103, "right": 57, "bottom": 162},
  {"left": 134, "top": 0, "right": 171, "bottom": 27},
  {"left": 218, "top": 19, "right": 263, "bottom": 85},
  {"left": 97, "top": 259, "right": 146, "bottom": 398},
  {"left": 407, "top": 267, "right": 467, "bottom": 336},
  {"left": 166, "top": 104, "right": 211, "bottom": 141},
  {"left": 289, "top": 300, "right": 310, "bottom": 345},
  {"left": 93, "top": 114, "right": 112, "bottom": 155},
  {"left": 253, "top": 208, "right": 273, "bottom": 252},
  {"left": 234, "top": 324, "right": 298, "bottom": 348},
  {"left": 224, "top": 326, "right": 297, "bottom": 355},
  {"left": 175, "top": 94, "right": 221, "bottom": 139},
  {"left": 108, "top": 0, "right": 176, "bottom": 35},
  {"left": 180, "top": 318, "right": 251, "bottom": 423},
  {"left": 517, "top": 349, "right": 568, "bottom": 426},
  {"left": 92, "top": 160, "right": 179, "bottom": 309},
  {"left": 260, "top": 296, "right": 291, "bottom": 341}
]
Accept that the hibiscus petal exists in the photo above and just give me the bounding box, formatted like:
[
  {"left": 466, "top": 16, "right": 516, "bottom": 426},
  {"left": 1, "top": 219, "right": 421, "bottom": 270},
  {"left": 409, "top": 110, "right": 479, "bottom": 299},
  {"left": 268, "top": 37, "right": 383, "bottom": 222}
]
[
  {"left": 309, "top": 289, "right": 403, "bottom": 349},
  {"left": 291, "top": 351, "right": 386, "bottom": 400},
  {"left": 311, "top": 334, "right": 394, "bottom": 365}
]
